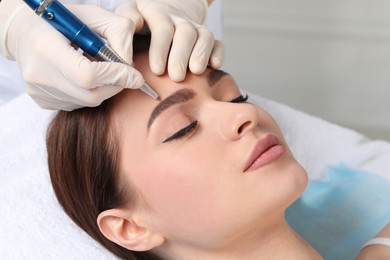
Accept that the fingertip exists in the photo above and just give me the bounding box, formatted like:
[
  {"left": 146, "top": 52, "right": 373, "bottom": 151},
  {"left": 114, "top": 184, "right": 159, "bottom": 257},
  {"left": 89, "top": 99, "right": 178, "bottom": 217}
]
[
  {"left": 189, "top": 57, "right": 208, "bottom": 74},
  {"left": 168, "top": 58, "right": 187, "bottom": 82},
  {"left": 167, "top": 61, "right": 188, "bottom": 81},
  {"left": 210, "top": 41, "right": 225, "bottom": 69},
  {"left": 168, "top": 70, "right": 186, "bottom": 82},
  {"left": 189, "top": 63, "right": 206, "bottom": 75},
  {"left": 150, "top": 58, "right": 166, "bottom": 76},
  {"left": 210, "top": 56, "right": 223, "bottom": 69}
]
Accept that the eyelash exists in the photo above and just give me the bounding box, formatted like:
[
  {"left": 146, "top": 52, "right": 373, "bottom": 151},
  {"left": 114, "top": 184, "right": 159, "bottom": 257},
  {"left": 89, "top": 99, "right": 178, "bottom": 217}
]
[
  {"left": 162, "top": 94, "right": 250, "bottom": 143},
  {"left": 163, "top": 120, "right": 198, "bottom": 143},
  {"left": 230, "top": 93, "right": 249, "bottom": 103}
]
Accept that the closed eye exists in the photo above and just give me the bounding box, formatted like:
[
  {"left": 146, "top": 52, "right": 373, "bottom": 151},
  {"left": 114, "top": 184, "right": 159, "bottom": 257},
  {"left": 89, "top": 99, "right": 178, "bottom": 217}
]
[
  {"left": 162, "top": 120, "right": 198, "bottom": 143},
  {"left": 161, "top": 94, "right": 248, "bottom": 143},
  {"left": 230, "top": 94, "right": 249, "bottom": 103}
]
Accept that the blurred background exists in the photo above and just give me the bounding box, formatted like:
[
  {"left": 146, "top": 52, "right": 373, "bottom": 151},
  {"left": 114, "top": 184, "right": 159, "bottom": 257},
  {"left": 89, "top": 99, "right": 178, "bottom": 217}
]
[{"left": 221, "top": 0, "right": 390, "bottom": 141}]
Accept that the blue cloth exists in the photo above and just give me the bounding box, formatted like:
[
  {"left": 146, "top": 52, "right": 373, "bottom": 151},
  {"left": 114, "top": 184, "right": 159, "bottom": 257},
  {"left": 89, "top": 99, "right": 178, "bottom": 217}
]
[{"left": 286, "top": 164, "right": 390, "bottom": 260}]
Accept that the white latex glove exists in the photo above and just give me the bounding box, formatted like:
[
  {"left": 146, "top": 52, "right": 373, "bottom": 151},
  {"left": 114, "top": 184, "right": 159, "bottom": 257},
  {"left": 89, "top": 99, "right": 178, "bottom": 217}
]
[
  {"left": 0, "top": 0, "right": 144, "bottom": 111},
  {"left": 135, "top": 0, "right": 225, "bottom": 81}
]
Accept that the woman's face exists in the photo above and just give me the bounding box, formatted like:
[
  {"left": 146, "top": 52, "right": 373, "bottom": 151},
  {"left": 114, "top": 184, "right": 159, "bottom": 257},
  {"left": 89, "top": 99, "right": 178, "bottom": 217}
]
[{"left": 111, "top": 53, "right": 308, "bottom": 250}]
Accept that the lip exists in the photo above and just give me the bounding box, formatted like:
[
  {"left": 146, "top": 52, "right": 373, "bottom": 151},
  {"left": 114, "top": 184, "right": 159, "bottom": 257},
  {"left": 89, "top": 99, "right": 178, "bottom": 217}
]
[{"left": 244, "top": 134, "right": 286, "bottom": 173}]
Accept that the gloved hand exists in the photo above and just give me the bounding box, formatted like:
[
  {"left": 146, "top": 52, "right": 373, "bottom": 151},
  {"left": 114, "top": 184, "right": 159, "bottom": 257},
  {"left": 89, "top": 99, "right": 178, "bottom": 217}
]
[
  {"left": 135, "top": 0, "right": 224, "bottom": 81},
  {"left": 0, "top": 0, "right": 144, "bottom": 111}
]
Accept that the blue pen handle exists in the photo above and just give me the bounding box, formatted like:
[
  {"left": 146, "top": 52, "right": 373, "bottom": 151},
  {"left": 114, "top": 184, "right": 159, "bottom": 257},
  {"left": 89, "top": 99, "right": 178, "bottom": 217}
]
[
  {"left": 23, "top": 0, "right": 159, "bottom": 99},
  {"left": 24, "top": 0, "right": 105, "bottom": 58}
]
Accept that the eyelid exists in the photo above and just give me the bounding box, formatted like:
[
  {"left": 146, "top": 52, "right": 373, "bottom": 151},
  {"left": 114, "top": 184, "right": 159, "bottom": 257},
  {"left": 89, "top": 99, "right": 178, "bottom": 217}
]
[{"left": 162, "top": 120, "right": 198, "bottom": 143}]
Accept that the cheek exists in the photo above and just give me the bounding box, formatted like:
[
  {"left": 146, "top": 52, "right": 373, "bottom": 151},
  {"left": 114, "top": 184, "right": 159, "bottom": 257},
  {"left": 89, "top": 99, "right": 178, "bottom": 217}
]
[
  {"left": 127, "top": 145, "right": 251, "bottom": 245},
  {"left": 129, "top": 150, "right": 216, "bottom": 219},
  {"left": 257, "top": 108, "right": 289, "bottom": 145}
]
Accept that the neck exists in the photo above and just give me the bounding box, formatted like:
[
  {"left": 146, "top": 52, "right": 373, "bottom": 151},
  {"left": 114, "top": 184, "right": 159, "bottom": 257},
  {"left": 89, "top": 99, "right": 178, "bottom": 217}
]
[{"left": 157, "top": 217, "right": 323, "bottom": 260}]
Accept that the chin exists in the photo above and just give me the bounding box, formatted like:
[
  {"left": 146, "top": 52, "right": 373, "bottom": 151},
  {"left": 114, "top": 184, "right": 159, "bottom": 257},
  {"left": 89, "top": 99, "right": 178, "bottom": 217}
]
[
  {"left": 291, "top": 161, "right": 308, "bottom": 192},
  {"left": 285, "top": 161, "right": 308, "bottom": 205},
  {"left": 271, "top": 156, "right": 309, "bottom": 208}
]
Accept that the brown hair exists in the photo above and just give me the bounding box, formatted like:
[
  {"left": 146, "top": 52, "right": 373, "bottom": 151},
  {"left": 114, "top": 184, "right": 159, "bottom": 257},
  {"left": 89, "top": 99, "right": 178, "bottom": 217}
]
[{"left": 46, "top": 34, "right": 162, "bottom": 260}]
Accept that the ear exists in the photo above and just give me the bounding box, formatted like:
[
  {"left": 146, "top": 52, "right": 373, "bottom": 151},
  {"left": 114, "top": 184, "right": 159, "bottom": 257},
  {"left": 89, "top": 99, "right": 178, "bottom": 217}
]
[{"left": 97, "top": 208, "right": 164, "bottom": 251}]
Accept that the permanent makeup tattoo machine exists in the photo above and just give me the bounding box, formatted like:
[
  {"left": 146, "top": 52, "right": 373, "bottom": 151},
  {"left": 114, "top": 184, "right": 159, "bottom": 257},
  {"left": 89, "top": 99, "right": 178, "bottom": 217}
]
[{"left": 23, "top": 0, "right": 159, "bottom": 100}]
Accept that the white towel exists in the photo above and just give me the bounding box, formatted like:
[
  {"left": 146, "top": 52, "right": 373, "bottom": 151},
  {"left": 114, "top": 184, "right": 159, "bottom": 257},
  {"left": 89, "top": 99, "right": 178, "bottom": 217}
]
[{"left": 1, "top": 93, "right": 389, "bottom": 259}]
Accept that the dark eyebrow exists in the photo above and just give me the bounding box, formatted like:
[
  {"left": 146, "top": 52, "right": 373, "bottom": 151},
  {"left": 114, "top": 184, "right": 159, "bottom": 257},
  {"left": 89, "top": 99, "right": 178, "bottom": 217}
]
[
  {"left": 147, "top": 69, "right": 229, "bottom": 130},
  {"left": 207, "top": 69, "right": 229, "bottom": 87},
  {"left": 147, "top": 88, "right": 195, "bottom": 130}
]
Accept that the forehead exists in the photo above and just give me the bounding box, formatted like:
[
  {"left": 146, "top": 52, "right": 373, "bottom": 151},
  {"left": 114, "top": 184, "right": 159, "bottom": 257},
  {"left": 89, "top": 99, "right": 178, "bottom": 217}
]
[{"left": 114, "top": 72, "right": 225, "bottom": 110}]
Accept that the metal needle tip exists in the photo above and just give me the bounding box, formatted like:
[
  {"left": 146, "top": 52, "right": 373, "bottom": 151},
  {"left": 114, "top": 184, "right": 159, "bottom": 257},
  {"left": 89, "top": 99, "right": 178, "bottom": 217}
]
[{"left": 139, "top": 82, "right": 159, "bottom": 100}]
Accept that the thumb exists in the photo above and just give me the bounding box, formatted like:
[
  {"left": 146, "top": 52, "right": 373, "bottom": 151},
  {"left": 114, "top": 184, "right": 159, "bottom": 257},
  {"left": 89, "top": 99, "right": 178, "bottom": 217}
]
[
  {"left": 115, "top": 0, "right": 144, "bottom": 32},
  {"left": 87, "top": 61, "right": 145, "bottom": 89}
]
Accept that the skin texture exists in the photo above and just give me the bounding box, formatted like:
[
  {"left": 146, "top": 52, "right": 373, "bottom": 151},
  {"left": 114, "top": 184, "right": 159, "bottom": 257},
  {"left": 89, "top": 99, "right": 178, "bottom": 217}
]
[{"left": 97, "top": 52, "right": 315, "bottom": 259}]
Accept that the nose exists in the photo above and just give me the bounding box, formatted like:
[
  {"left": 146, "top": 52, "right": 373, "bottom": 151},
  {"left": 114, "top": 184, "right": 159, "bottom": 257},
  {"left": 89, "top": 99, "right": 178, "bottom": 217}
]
[{"left": 209, "top": 102, "right": 259, "bottom": 141}]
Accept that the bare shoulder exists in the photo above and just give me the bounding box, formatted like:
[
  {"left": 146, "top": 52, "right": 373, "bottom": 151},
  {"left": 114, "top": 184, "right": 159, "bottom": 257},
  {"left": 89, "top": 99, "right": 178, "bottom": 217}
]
[{"left": 356, "top": 223, "right": 390, "bottom": 260}]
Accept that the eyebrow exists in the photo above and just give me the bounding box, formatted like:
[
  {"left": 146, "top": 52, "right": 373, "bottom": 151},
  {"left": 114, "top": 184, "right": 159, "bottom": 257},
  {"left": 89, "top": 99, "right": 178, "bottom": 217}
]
[
  {"left": 207, "top": 69, "right": 229, "bottom": 87},
  {"left": 147, "top": 69, "right": 229, "bottom": 130},
  {"left": 147, "top": 89, "right": 195, "bottom": 129}
]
